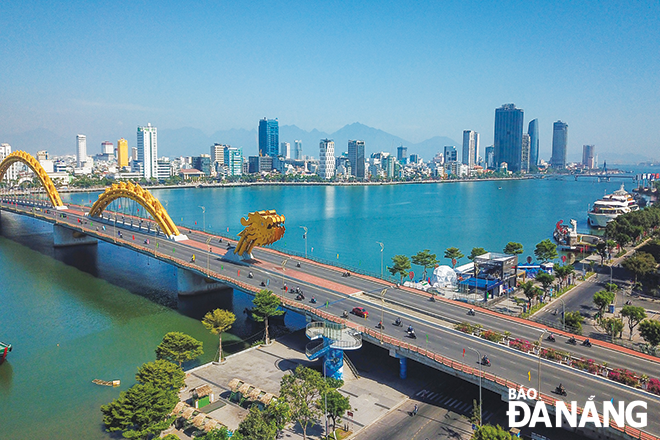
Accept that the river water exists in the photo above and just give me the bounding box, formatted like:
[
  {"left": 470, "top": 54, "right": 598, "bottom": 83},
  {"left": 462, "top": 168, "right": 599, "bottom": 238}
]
[{"left": 0, "top": 175, "right": 648, "bottom": 439}]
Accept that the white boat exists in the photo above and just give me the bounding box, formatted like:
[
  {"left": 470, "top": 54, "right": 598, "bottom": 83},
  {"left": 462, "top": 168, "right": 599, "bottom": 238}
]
[{"left": 587, "top": 184, "right": 639, "bottom": 228}]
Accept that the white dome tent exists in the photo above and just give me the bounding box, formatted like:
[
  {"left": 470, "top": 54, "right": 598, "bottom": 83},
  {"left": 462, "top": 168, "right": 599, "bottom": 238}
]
[{"left": 430, "top": 265, "right": 458, "bottom": 289}]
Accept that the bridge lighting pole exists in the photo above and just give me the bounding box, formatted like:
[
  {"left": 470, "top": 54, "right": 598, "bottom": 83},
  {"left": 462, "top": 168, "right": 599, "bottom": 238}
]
[
  {"left": 558, "top": 298, "right": 565, "bottom": 331},
  {"left": 300, "top": 226, "right": 308, "bottom": 259},
  {"left": 380, "top": 288, "right": 387, "bottom": 343},
  {"left": 377, "top": 242, "right": 384, "bottom": 278},
  {"left": 467, "top": 347, "right": 482, "bottom": 426},
  {"left": 206, "top": 236, "right": 212, "bottom": 274},
  {"left": 536, "top": 329, "right": 548, "bottom": 400},
  {"left": 281, "top": 258, "right": 289, "bottom": 289},
  {"left": 198, "top": 206, "right": 206, "bottom": 232}
]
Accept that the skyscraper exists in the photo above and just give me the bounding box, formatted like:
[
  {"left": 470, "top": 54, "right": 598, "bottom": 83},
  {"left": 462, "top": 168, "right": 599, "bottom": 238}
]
[
  {"left": 397, "top": 145, "right": 407, "bottom": 162},
  {"left": 521, "top": 133, "right": 531, "bottom": 173},
  {"left": 462, "top": 130, "right": 479, "bottom": 167},
  {"left": 137, "top": 123, "right": 158, "bottom": 180},
  {"left": 444, "top": 146, "right": 457, "bottom": 163},
  {"left": 224, "top": 147, "right": 243, "bottom": 176},
  {"left": 318, "top": 139, "right": 335, "bottom": 179},
  {"left": 210, "top": 143, "right": 226, "bottom": 166},
  {"left": 76, "top": 134, "right": 87, "bottom": 167},
  {"left": 280, "top": 142, "right": 291, "bottom": 159},
  {"left": 551, "top": 121, "right": 568, "bottom": 169},
  {"left": 348, "top": 140, "right": 365, "bottom": 179},
  {"left": 528, "top": 119, "right": 539, "bottom": 168},
  {"left": 294, "top": 140, "right": 303, "bottom": 160},
  {"left": 582, "top": 145, "right": 595, "bottom": 169},
  {"left": 485, "top": 146, "right": 495, "bottom": 169},
  {"left": 494, "top": 104, "right": 524, "bottom": 172},
  {"left": 117, "top": 138, "right": 129, "bottom": 167},
  {"left": 258, "top": 118, "right": 279, "bottom": 157}
]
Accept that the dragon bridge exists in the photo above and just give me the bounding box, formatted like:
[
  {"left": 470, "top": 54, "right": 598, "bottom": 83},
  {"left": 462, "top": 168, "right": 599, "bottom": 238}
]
[
  {"left": 88, "top": 181, "right": 182, "bottom": 239},
  {"left": 235, "top": 210, "right": 286, "bottom": 258},
  {"left": 0, "top": 151, "right": 65, "bottom": 208}
]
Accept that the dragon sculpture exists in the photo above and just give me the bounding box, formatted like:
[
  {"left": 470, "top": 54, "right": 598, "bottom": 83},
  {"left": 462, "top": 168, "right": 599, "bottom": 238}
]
[{"left": 234, "top": 210, "right": 286, "bottom": 259}]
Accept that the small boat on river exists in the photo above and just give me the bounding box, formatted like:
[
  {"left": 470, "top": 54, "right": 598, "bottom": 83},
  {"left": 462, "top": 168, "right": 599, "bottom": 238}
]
[{"left": 1, "top": 341, "right": 12, "bottom": 364}]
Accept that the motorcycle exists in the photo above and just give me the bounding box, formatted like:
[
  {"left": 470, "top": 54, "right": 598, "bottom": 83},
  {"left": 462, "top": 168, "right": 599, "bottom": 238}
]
[
  {"left": 408, "top": 330, "right": 417, "bottom": 339},
  {"left": 554, "top": 386, "right": 567, "bottom": 396},
  {"left": 567, "top": 337, "right": 577, "bottom": 345},
  {"left": 260, "top": 281, "right": 266, "bottom": 287},
  {"left": 467, "top": 309, "right": 476, "bottom": 316},
  {"left": 547, "top": 334, "right": 556, "bottom": 342},
  {"left": 310, "top": 298, "right": 317, "bottom": 304},
  {"left": 481, "top": 357, "right": 491, "bottom": 367},
  {"left": 248, "top": 272, "right": 254, "bottom": 279},
  {"left": 582, "top": 339, "right": 592, "bottom": 347},
  {"left": 342, "top": 311, "right": 349, "bottom": 319},
  {"left": 393, "top": 319, "right": 403, "bottom": 327},
  {"left": 376, "top": 322, "right": 383, "bottom": 329},
  {"left": 296, "top": 294, "right": 305, "bottom": 301}
]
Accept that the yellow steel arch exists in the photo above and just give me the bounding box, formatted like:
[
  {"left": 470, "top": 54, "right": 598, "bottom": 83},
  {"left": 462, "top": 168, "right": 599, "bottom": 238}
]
[
  {"left": 88, "top": 181, "right": 181, "bottom": 238},
  {"left": 0, "top": 151, "right": 64, "bottom": 208}
]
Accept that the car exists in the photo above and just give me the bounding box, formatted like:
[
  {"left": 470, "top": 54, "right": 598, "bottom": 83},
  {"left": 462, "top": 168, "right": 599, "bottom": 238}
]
[{"left": 351, "top": 307, "right": 368, "bottom": 318}]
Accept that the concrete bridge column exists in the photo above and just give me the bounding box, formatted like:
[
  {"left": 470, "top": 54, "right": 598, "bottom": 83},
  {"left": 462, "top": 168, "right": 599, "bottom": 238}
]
[
  {"left": 176, "top": 267, "right": 228, "bottom": 296},
  {"left": 323, "top": 348, "right": 345, "bottom": 381},
  {"left": 399, "top": 355, "right": 408, "bottom": 379},
  {"left": 53, "top": 224, "right": 98, "bottom": 247}
]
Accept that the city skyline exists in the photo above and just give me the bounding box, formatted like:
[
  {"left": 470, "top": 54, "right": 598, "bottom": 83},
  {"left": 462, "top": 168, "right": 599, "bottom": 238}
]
[{"left": 1, "top": 2, "right": 659, "bottom": 159}]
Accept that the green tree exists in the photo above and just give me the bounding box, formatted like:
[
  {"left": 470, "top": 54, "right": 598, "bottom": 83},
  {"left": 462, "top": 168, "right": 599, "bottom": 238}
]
[
  {"left": 592, "top": 290, "right": 616, "bottom": 320},
  {"left": 444, "top": 247, "right": 464, "bottom": 268},
  {"left": 202, "top": 309, "right": 236, "bottom": 362},
  {"left": 468, "top": 247, "right": 487, "bottom": 261},
  {"left": 601, "top": 317, "right": 624, "bottom": 339},
  {"left": 535, "top": 272, "right": 555, "bottom": 299},
  {"left": 639, "top": 320, "right": 660, "bottom": 349},
  {"left": 534, "top": 239, "right": 558, "bottom": 263},
  {"left": 565, "top": 311, "right": 584, "bottom": 334},
  {"left": 520, "top": 281, "right": 537, "bottom": 305},
  {"left": 196, "top": 427, "right": 231, "bottom": 440},
  {"left": 622, "top": 252, "right": 657, "bottom": 285},
  {"left": 472, "top": 424, "right": 512, "bottom": 440},
  {"left": 503, "top": 242, "right": 524, "bottom": 255},
  {"left": 596, "top": 241, "right": 608, "bottom": 265},
  {"left": 263, "top": 400, "right": 291, "bottom": 437},
  {"left": 621, "top": 305, "right": 647, "bottom": 340},
  {"left": 411, "top": 249, "right": 439, "bottom": 280},
  {"left": 279, "top": 365, "right": 326, "bottom": 440},
  {"left": 235, "top": 406, "right": 277, "bottom": 440},
  {"left": 135, "top": 360, "right": 185, "bottom": 391},
  {"left": 101, "top": 383, "right": 178, "bottom": 440},
  {"left": 251, "top": 289, "right": 285, "bottom": 345},
  {"left": 155, "top": 332, "right": 203, "bottom": 367},
  {"left": 553, "top": 264, "right": 574, "bottom": 289},
  {"left": 469, "top": 399, "right": 482, "bottom": 425},
  {"left": 324, "top": 389, "right": 351, "bottom": 432},
  {"left": 388, "top": 255, "right": 412, "bottom": 284}
]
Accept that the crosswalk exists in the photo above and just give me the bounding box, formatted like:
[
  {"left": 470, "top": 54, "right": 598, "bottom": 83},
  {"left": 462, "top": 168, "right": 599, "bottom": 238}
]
[{"left": 414, "top": 389, "right": 495, "bottom": 422}]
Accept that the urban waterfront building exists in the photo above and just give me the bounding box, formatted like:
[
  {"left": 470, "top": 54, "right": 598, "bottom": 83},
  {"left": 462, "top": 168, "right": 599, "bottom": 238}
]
[
  {"left": 521, "top": 133, "right": 531, "bottom": 173},
  {"left": 117, "top": 138, "right": 129, "bottom": 168},
  {"left": 348, "top": 140, "right": 365, "bottom": 179},
  {"left": 280, "top": 142, "right": 291, "bottom": 159},
  {"left": 528, "top": 119, "right": 539, "bottom": 168},
  {"left": 258, "top": 118, "right": 279, "bottom": 157},
  {"left": 101, "top": 141, "right": 114, "bottom": 155},
  {"left": 224, "top": 147, "right": 243, "bottom": 176},
  {"left": 210, "top": 143, "right": 226, "bottom": 166},
  {"left": 550, "top": 121, "right": 568, "bottom": 169},
  {"left": 582, "top": 145, "right": 596, "bottom": 169},
  {"left": 36, "top": 150, "right": 48, "bottom": 161},
  {"left": 444, "top": 146, "right": 457, "bottom": 163},
  {"left": 318, "top": 139, "right": 335, "bottom": 179},
  {"left": 494, "top": 104, "right": 524, "bottom": 172},
  {"left": 131, "top": 147, "right": 138, "bottom": 161},
  {"left": 192, "top": 155, "right": 211, "bottom": 176},
  {"left": 294, "top": 140, "right": 303, "bottom": 160},
  {"left": 462, "top": 130, "right": 479, "bottom": 167},
  {"left": 409, "top": 154, "right": 420, "bottom": 164},
  {"left": 137, "top": 123, "right": 158, "bottom": 180},
  {"left": 76, "top": 134, "right": 87, "bottom": 167},
  {"left": 384, "top": 155, "right": 396, "bottom": 178},
  {"left": 0, "top": 143, "right": 18, "bottom": 181},
  {"left": 397, "top": 145, "right": 407, "bottom": 162},
  {"left": 485, "top": 146, "right": 495, "bottom": 169},
  {"left": 248, "top": 155, "right": 273, "bottom": 173},
  {"left": 156, "top": 159, "right": 172, "bottom": 180}
]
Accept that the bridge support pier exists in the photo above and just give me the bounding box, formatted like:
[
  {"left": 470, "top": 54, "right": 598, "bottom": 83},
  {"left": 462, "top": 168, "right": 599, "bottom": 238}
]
[
  {"left": 176, "top": 267, "right": 227, "bottom": 296},
  {"left": 53, "top": 224, "right": 98, "bottom": 247},
  {"left": 398, "top": 355, "right": 408, "bottom": 379},
  {"left": 323, "top": 348, "right": 345, "bottom": 381}
]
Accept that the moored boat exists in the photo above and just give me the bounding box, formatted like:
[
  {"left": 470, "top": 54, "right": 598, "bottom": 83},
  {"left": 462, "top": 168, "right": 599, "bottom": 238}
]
[
  {"left": 1, "top": 341, "right": 12, "bottom": 364},
  {"left": 588, "top": 184, "right": 639, "bottom": 228}
]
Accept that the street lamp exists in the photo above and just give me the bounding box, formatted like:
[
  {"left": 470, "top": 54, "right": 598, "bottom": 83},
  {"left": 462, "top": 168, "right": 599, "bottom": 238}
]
[
  {"left": 198, "top": 206, "right": 206, "bottom": 232},
  {"left": 467, "top": 347, "right": 483, "bottom": 426},
  {"left": 206, "top": 236, "right": 213, "bottom": 273},
  {"left": 377, "top": 242, "right": 384, "bottom": 278},
  {"left": 379, "top": 288, "right": 387, "bottom": 343},
  {"left": 323, "top": 357, "right": 329, "bottom": 438},
  {"left": 300, "top": 226, "right": 308, "bottom": 259},
  {"left": 558, "top": 298, "right": 565, "bottom": 331},
  {"left": 536, "top": 329, "right": 548, "bottom": 399},
  {"left": 281, "top": 258, "right": 289, "bottom": 288}
]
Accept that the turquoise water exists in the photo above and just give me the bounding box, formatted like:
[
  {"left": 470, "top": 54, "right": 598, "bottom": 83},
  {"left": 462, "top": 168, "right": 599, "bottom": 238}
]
[{"left": 0, "top": 176, "right": 646, "bottom": 438}]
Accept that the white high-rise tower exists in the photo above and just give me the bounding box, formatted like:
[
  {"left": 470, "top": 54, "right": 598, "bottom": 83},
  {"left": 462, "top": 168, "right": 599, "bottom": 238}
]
[
  {"left": 462, "top": 130, "right": 479, "bottom": 168},
  {"left": 76, "top": 134, "right": 87, "bottom": 167},
  {"left": 0, "top": 143, "right": 18, "bottom": 181},
  {"left": 318, "top": 139, "right": 335, "bottom": 179},
  {"left": 137, "top": 123, "right": 158, "bottom": 180}
]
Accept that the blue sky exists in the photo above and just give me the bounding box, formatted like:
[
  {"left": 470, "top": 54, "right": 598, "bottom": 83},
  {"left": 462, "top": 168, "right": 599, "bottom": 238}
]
[{"left": 1, "top": 0, "right": 659, "bottom": 159}]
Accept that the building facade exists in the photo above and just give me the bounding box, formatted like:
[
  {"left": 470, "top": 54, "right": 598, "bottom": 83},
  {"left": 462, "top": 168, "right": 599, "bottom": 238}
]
[
  {"left": 280, "top": 142, "right": 290, "bottom": 159},
  {"left": 494, "top": 104, "right": 524, "bottom": 172},
  {"left": 528, "top": 119, "right": 539, "bottom": 169},
  {"left": 318, "top": 139, "right": 335, "bottom": 179},
  {"left": 294, "top": 140, "right": 303, "bottom": 160},
  {"left": 550, "top": 121, "right": 568, "bottom": 169},
  {"left": 117, "top": 138, "right": 129, "bottom": 167},
  {"left": 582, "top": 145, "right": 595, "bottom": 169},
  {"left": 521, "top": 133, "right": 531, "bottom": 173},
  {"left": 192, "top": 155, "right": 211, "bottom": 176},
  {"left": 444, "top": 146, "right": 458, "bottom": 163},
  {"left": 348, "top": 140, "right": 365, "bottom": 179},
  {"left": 137, "top": 123, "right": 158, "bottom": 180},
  {"left": 224, "top": 147, "right": 243, "bottom": 176},
  {"left": 462, "top": 130, "right": 479, "bottom": 167},
  {"left": 485, "top": 146, "right": 495, "bottom": 169},
  {"left": 210, "top": 144, "right": 226, "bottom": 166},
  {"left": 397, "top": 145, "right": 407, "bottom": 162},
  {"left": 76, "top": 134, "right": 87, "bottom": 167},
  {"left": 258, "top": 118, "right": 279, "bottom": 157},
  {"left": 0, "top": 143, "right": 18, "bottom": 181}
]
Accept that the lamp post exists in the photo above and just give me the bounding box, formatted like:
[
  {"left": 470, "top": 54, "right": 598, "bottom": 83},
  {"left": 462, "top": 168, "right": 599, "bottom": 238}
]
[
  {"left": 609, "top": 264, "right": 615, "bottom": 309},
  {"left": 198, "top": 205, "right": 206, "bottom": 232},
  {"left": 206, "top": 236, "right": 213, "bottom": 274},
  {"left": 300, "top": 226, "right": 308, "bottom": 259},
  {"left": 536, "top": 329, "right": 548, "bottom": 399},
  {"left": 380, "top": 288, "right": 387, "bottom": 343},
  {"left": 467, "top": 347, "right": 482, "bottom": 426},
  {"left": 377, "top": 242, "right": 384, "bottom": 278},
  {"left": 558, "top": 298, "right": 565, "bottom": 331},
  {"left": 281, "top": 258, "right": 289, "bottom": 288},
  {"left": 323, "top": 357, "right": 329, "bottom": 438}
]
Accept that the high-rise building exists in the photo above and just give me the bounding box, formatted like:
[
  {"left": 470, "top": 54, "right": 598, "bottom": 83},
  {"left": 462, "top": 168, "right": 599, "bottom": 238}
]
[
  {"left": 210, "top": 144, "right": 226, "bottom": 166},
  {"left": 0, "top": 143, "right": 18, "bottom": 181},
  {"left": 101, "top": 141, "right": 114, "bottom": 155},
  {"left": 137, "top": 123, "right": 158, "bottom": 180},
  {"left": 384, "top": 155, "right": 396, "bottom": 178},
  {"left": 36, "top": 150, "right": 48, "bottom": 161},
  {"left": 258, "top": 118, "right": 279, "bottom": 157},
  {"left": 521, "top": 133, "right": 531, "bottom": 173},
  {"left": 224, "top": 147, "right": 243, "bottom": 176},
  {"left": 348, "top": 140, "right": 365, "bottom": 179},
  {"left": 397, "top": 145, "right": 407, "bottom": 162},
  {"left": 280, "top": 142, "right": 291, "bottom": 159},
  {"left": 550, "top": 121, "right": 568, "bottom": 169},
  {"left": 582, "top": 145, "right": 595, "bottom": 169},
  {"left": 294, "top": 140, "right": 303, "bottom": 160},
  {"left": 76, "top": 134, "right": 87, "bottom": 167},
  {"left": 485, "top": 146, "right": 495, "bottom": 169},
  {"left": 131, "top": 147, "right": 138, "bottom": 161},
  {"left": 444, "top": 146, "right": 457, "bottom": 163},
  {"left": 117, "top": 138, "right": 129, "bottom": 167},
  {"left": 494, "top": 104, "right": 524, "bottom": 172},
  {"left": 462, "top": 130, "right": 479, "bottom": 167},
  {"left": 318, "top": 139, "right": 335, "bottom": 179},
  {"left": 528, "top": 119, "right": 539, "bottom": 168}
]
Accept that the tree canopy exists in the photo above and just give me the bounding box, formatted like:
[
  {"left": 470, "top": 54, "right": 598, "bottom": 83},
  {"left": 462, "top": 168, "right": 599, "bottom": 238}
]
[
  {"left": 135, "top": 360, "right": 186, "bottom": 391},
  {"left": 639, "top": 320, "right": 660, "bottom": 348},
  {"left": 444, "top": 247, "right": 464, "bottom": 268},
  {"left": 503, "top": 242, "right": 523, "bottom": 255},
  {"left": 155, "top": 332, "right": 203, "bottom": 367},
  {"left": 468, "top": 247, "right": 487, "bottom": 261},
  {"left": 621, "top": 305, "right": 647, "bottom": 341},
  {"left": 279, "top": 365, "right": 326, "bottom": 440},
  {"left": 564, "top": 311, "right": 584, "bottom": 334},
  {"left": 251, "top": 289, "right": 285, "bottom": 345},
  {"left": 535, "top": 272, "right": 555, "bottom": 296},
  {"left": 202, "top": 309, "right": 236, "bottom": 362},
  {"left": 473, "top": 424, "right": 512, "bottom": 440},
  {"left": 236, "top": 406, "right": 278, "bottom": 440},
  {"left": 601, "top": 317, "right": 624, "bottom": 339},
  {"left": 592, "top": 290, "right": 615, "bottom": 320},
  {"left": 411, "top": 249, "right": 439, "bottom": 280},
  {"left": 388, "top": 255, "right": 412, "bottom": 283},
  {"left": 324, "top": 389, "right": 351, "bottom": 432},
  {"left": 534, "top": 239, "right": 558, "bottom": 262},
  {"left": 622, "top": 252, "right": 657, "bottom": 285}
]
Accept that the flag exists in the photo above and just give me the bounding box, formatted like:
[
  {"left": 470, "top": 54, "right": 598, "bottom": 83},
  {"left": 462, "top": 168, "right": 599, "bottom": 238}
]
[
  {"left": 156, "top": 243, "right": 159, "bottom": 248},
  {"left": 173, "top": 248, "right": 175, "bottom": 253},
  {"left": 463, "top": 348, "right": 465, "bottom": 357}
]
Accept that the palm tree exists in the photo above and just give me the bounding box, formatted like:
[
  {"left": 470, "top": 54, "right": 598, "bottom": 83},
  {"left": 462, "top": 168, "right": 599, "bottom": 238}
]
[{"left": 202, "top": 309, "right": 236, "bottom": 362}]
